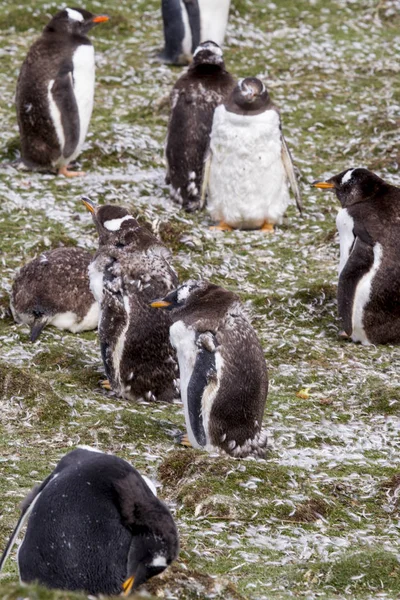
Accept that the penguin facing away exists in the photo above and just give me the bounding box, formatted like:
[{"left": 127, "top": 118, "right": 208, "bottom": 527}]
[
  {"left": 83, "top": 199, "right": 179, "bottom": 402},
  {"left": 0, "top": 447, "right": 179, "bottom": 595},
  {"left": 16, "top": 8, "right": 109, "bottom": 177},
  {"left": 202, "top": 77, "right": 302, "bottom": 231},
  {"left": 151, "top": 280, "right": 269, "bottom": 457},
  {"left": 10, "top": 246, "right": 99, "bottom": 342},
  {"left": 159, "top": 0, "right": 230, "bottom": 65},
  {"left": 313, "top": 168, "right": 400, "bottom": 345},
  {"left": 166, "top": 41, "right": 236, "bottom": 212}
]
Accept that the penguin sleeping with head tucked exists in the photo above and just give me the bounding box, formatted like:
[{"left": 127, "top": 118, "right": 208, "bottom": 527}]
[
  {"left": 16, "top": 7, "right": 109, "bottom": 177},
  {"left": 0, "top": 447, "right": 179, "bottom": 595},
  {"left": 151, "top": 280, "right": 269, "bottom": 458},
  {"left": 203, "top": 77, "right": 302, "bottom": 231},
  {"left": 313, "top": 168, "right": 400, "bottom": 345}
]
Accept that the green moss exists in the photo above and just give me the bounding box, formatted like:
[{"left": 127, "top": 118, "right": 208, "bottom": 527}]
[{"left": 326, "top": 549, "right": 400, "bottom": 593}]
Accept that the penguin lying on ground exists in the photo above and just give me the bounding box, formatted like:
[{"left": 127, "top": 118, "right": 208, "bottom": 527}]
[
  {"left": 159, "top": 0, "right": 230, "bottom": 65},
  {"left": 0, "top": 447, "right": 179, "bottom": 595},
  {"left": 83, "top": 199, "right": 179, "bottom": 402},
  {"left": 202, "top": 77, "right": 302, "bottom": 231},
  {"left": 151, "top": 280, "right": 269, "bottom": 457},
  {"left": 16, "top": 8, "right": 109, "bottom": 177},
  {"left": 313, "top": 168, "right": 400, "bottom": 345},
  {"left": 165, "top": 41, "right": 235, "bottom": 212},
  {"left": 10, "top": 247, "right": 99, "bottom": 341}
]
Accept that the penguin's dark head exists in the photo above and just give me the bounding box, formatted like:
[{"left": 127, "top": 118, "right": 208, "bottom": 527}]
[
  {"left": 230, "top": 78, "right": 271, "bottom": 112},
  {"left": 45, "top": 8, "right": 109, "bottom": 36},
  {"left": 192, "top": 41, "right": 224, "bottom": 69},
  {"left": 123, "top": 534, "right": 177, "bottom": 594},
  {"left": 82, "top": 198, "right": 142, "bottom": 247},
  {"left": 312, "top": 168, "right": 388, "bottom": 207},
  {"left": 150, "top": 280, "right": 204, "bottom": 312}
]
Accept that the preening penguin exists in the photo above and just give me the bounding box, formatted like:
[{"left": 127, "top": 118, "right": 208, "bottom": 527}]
[
  {"left": 10, "top": 247, "right": 99, "bottom": 341},
  {"left": 151, "top": 281, "right": 269, "bottom": 457},
  {"left": 0, "top": 447, "right": 179, "bottom": 595},
  {"left": 203, "top": 77, "right": 302, "bottom": 231},
  {"left": 16, "top": 8, "right": 109, "bottom": 177},
  {"left": 165, "top": 41, "right": 235, "bottom": 212},
  {"left": 313, "top": 168, "right": 400, "bottom": 345},
  {"left": 83, "top": 199, "right": 179, "bottom": 402},
  {"left": 159, "top": 0, "right": 230, "bottom": 65}
]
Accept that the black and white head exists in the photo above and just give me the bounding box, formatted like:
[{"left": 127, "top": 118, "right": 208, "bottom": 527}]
[
  {"left": 192, "top": 41, "right": 224, "bottom": 69},
  {"left": 44, "top": 7, "right": 109, "bottom": 36},
  {"left": 312, "top": 168, "right": 389, "bottom": 207},
  {"left": 83, "top": 199, "right": 144, "bottom": 248},
  {"left": 150, "top": 280, "right": 206, "bottom": 313},
  {"left": 230, "top": 77, "right": 270, "bottom": 112},
  {"left": 124, "top": 533, "right": 177, "bottom": 594}
]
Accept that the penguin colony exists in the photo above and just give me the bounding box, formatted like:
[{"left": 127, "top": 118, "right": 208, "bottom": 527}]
[{"left": 2, "top": 2, "right": 400, "bottom": 597}]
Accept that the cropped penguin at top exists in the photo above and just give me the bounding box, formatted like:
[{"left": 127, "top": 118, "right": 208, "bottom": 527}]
[
  {"left": 83, "top": 199, "right": 179, "bottom": 403},
  {"left": 202, "top": 77, "right": 302, "bottom": 231},
  {"left": 151, "top": 280, "right": 269, "bottom": 458},
  {"left": 16, "top": 7, "right": 109, "bottom": 177},
  {"left": 165, "top": 41, "right": 236, "bottom": 212},
  {"left": 313, "top": 168, "right": 400, "bottom": 345},
  {"left": 10, "top": 247, "right": 99, "bottom": 341},
  {"left": 0, "top": 447, "right": 179, "bottom": 596}
]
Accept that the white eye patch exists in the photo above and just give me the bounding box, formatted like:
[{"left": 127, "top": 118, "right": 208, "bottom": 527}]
[
  {"left": 341, "top": 169, "right": 355, "bottom": 185},
  {"left": 66, "top": 8, "right": 84, "bottom": 22},
  {"left": 150, "top": 555, "right": 167, "bottom": 568},
  {"left": 103, "top": 215, "right": 135, "bottom": 231},
  {"left": 177, "top": 284, "right": 193, "bottom": 303},
  {"left": 193, "top": 43, "right": 223, "bottom": 57}
]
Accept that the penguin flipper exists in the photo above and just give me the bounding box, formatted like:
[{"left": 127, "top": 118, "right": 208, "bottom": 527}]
[
  {"left": 51, "top": 64, "right": 80, "bottom": 159},
  {"left": 281, "top": 132, "right": 303, "bottom": 215},
  {"left": 200, "top": 150, "right": 212, "bottom": 209}
]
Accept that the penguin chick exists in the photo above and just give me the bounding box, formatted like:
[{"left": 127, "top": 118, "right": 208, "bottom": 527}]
[
  {"left": 83, "top": 199, "right": 179, "bottom": 403},
  {"left": 10, "top": 247, "right": 99, "bottom": 342},
  {"left": 313, "top": 168, "right": 400, "bottom": 345},
  {"left": 151, "top": 280, "right": 269, "bottom": 457},
  {"left": 0, "top": 447, "right": 179, "bottom": 595},
  {"left": 165, "top": 41, "right": 235, "bottom": 212},
  {"left": 16, "top": 8, "right": 109, "bottom": 177},
  {"left": 203, "top": 77, "right": 302, "bottom": 231}
]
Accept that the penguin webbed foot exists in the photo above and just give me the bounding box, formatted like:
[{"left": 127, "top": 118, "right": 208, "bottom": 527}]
[
  {"left": 260, "top": 221, "right": 275, "bottom": 233},
  {"left": 178, "top": 432, "right": 192, "bottom": 448},
  {"left": 58, "top": 165, "right": 86, "bottom": 178},
  {"left": 100, "top": 379, "right": 112, "bottom": 391},
  {"left": 210, "top": 221, "right": 233, "bottom": 232}
]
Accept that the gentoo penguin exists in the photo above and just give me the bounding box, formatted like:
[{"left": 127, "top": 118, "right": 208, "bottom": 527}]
[
  {"left": 203, "top": 77, "right": 303, "bottom": 231},
  {"left": 313, "top": 168, "right": 400, "bottom": 345},
  {"left": 151, "top": 280, "right": 269, "bottom": 457},
  {"left": 16, "top": 8, "right": 109, "bottom": 177},
  {"left": 83, "top": 199, "right": 179, "bottom": 402},
  {"left": 0, "top": 447, "right": 179, "bottom": 595},
  {"left": 10, "top": 247, "right": 99, "bottom": 342},
  {"left": 159, "top": 0, "right": 230, "bottom": 65},
  {"left": 165, "top": 41, "right": 235, "bottom": 212}
]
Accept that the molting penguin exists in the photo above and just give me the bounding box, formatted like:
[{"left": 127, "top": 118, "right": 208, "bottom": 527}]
[
  {"left": 0, "top": 447, "right": 179, "bottom": 595},
  {"left": 151, "top": 281, "right": 269, "bottom": 457},
  {"left": 313, "top": 168, "right": 400, "bottom": 345},
  {"left": 83, "top": 199, "right": 179, "bottom": 402},
  {"left": 203, "top": 77, "right": 302, "bottom": 231},
  {"left": 10, "top": 247, "right": 99, "bottom": 341},
  {"left": 16, "top": 8, "right": 109, "bottom": 177},
  {"left": 165, "top": 41, "right": 235, "bottom": 212},
  {"left": 159, "top": 0, "right": 230, "bottom": 65}
]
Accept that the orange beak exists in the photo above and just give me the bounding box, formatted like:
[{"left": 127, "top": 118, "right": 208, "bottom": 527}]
[
  {"left": 312, "top": 181, "right": 335, "bottom": 189},
  {"left": 82, "top": 197, "right": 96, "bottom": 213},
  {"left": 122, "top": 575, "right": 135, "bottom": 595},
  {"left": 150, "top": 300, "right": 171, "bottom": 308},
  {"left": 92, "top": 15, "right": 109, "bottom": 24}
]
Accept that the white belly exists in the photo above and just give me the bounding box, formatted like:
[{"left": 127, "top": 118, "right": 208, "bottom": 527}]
[
  {"left": 207, "top": 106, "right": 290, "bottom": 229},
  {"left": 67, "top": 44, "right": 95, "bottom": 162},
  {"left": 336, "top": 208, "right": 355, "bottom": 275},
  {"left": 199, "top": 0, "right": 230, "bottom": 46},
  {"left": 351, "top": 242, "right": 383, "bottom": 345}
]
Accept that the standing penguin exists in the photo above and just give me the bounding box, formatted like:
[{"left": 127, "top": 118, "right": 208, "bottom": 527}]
[
  {"left": 203, "top": 77, "right": 302, "bottom": 231},
  {"left": 151, "top": 281, "right": 269, "bottom": 457},
  {"left": 0, "top": 447, "right": 179, "bottom": 595},
  {"left": 83, "top": 199, "right": 179, "bottom": 402},
  {"left": 313, "top": 168, "right": 400, "bottom": 345},
  {"left": 10, "top": 247, "right": 99, "bottom": 341},
  {"left": 165, "top": 41, "right": 235, "bottom": 212},
  {"left": 159, "top": 0, "right": 230, "bottom": 65},
  {"left": 16, "top": 8, "right": 109, "bottom": 177}
]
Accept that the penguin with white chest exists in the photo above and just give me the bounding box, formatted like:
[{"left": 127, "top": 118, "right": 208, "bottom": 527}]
[
  {"left": 0, "top": 447, "right": 179, "bottom": 595},
  {"left": 83, "top": 199, "right": 179, "bottom": 403},
  {"left": 159, "top": 0, "right": 231, "bottom": 65},
  {"left": 16, "top": 8, "right": 109, "bottom": 177},
  {"left": 203, "top": 77, "right": 302, "bottom": 231},
  {"left": 10, "top": 246, "right": 99, "bottom": 341},
  {"left": 151, "top": 281, "right": 269, "bottom": 457},
  {"left": 313, "top": 168, "right": 400, "bottom": 345},
  {"left": 166, "top": 41, "right": 236, "bottom": 212}
]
